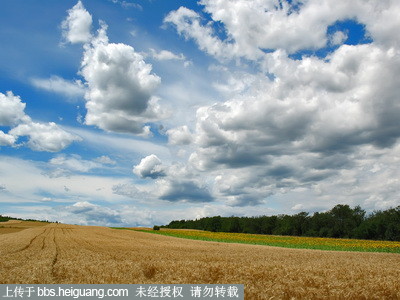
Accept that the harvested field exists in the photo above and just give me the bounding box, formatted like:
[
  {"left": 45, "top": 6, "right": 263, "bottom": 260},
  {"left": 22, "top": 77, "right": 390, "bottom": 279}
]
[
  {"left": 0, "top": 220, "right": 48, "bottom": 234},
  {"left": 0, "top": 222, "right": 399, "bottom": 299}
]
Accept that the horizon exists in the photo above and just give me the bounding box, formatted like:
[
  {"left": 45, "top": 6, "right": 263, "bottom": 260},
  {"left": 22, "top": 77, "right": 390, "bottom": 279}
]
[{"left": 1, "top": 0, "right": 400, "bottom": 227}]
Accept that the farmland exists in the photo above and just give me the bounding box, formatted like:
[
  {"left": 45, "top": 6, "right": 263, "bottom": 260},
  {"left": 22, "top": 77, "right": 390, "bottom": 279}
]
[
  {"left": 1, "top": 221, "right": 400, "bottom": 299},
  {"left": 137, "top": 228, "right": 400, "bottom": 253}
]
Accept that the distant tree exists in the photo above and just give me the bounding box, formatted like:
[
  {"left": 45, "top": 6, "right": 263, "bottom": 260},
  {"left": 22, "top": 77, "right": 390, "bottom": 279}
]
[{"left": 163, "top": 205, "right": 400, "bottom": 241}]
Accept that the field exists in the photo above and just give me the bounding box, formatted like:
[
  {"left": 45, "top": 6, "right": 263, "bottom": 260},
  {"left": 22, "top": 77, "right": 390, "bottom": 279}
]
[
  {"left": 0, "top": 220, "right": 49, "bottom": 234},
  {"left": 136, "top": 228, "right": 400, "bottom": 253},
  {"left": 1, "top": 222, "right": 400, "bottom": 299}
]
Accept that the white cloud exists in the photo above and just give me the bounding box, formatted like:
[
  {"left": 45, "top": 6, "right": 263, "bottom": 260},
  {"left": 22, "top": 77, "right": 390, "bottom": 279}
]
[
  {"left": 4, "top": 0, "right": 400, "bottom": 222},
  {"left": 291, "top": 204, "right": 305, "bottom": 211},
  {"left": 165, "top": 0, "right": 400, "bottom": 61},
  {"left": 61, "top": 0, "right": 93, "bottom": 44},
  {"left": 66, "top": 201, "right": 122, "bottom": 225},
  {"left": 133, "top": 155, "right": 214, "bottom": 203},
  {"left": 41, "top": 197, "right": 53, "bottom": 202},
  {"left": 94, "top": 155, "right": 116, "bottom": 165},
  {"left": 46, "top": 155, "right": 117, "bottom": 178},
  {"left": 0, "top": 156, "right": 133, "bottom": 205},
  {"left": 179, "top": 40, "right": 400, "bottom": 205},
  {"left": 0, "top": 91, "right": 81, "bottom": 152},
  {"left": 31, "top": 76, "right": 85, "bottom": 99},
  {"left": 166, "top": 125, "right": 193, "bottom": 145},
  {"left": 164, "top": 7, "right": 238, "bottom": 61},
  {"left": 197, "top": 0, "right": 342, "bottom": 56},
  {"left": 66, "top": 126, "right": 170, "bottom": 161},
  {"left": 10, "top": 122, "right": 81, "bottom": 152},
  {"left": 133, "top": 154, "right": 166, "bottom": 179},
  {"left": 110, "top": 0, "right": 142, "bottom": 10},
  {"left": 357, "top": 0, "right": 400, "bottom": 49},
  {"left": 79, "top": 22, "right": 165, "bottom": 134},
  {"left": 54, "top": 201, "right": 159, "bottom": 226},
  {"left": 49, "top": 154, "right": 102, "bottom": 173},
  {"left": 112, "top": 183, "right": 145, "bottom": 200},
  {"left": 150, "top": 48, "right": 186, "bottom": 61},
  {"left": 157, "top": 178, "right": 214, "bottom": 203},
  {"left": 0, "top": 91, "right": 29, "bottom": 126},
  {"left": 0, "top": 130, "right": 16, "bottom": 146},
  {"left": 329, "top": 30, "right": 348, "bottom": 46}
]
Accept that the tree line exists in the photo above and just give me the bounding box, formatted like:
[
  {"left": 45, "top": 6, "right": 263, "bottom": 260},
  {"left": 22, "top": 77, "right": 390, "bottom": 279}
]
[
  {"left": 0, "top": 215, "right": 51, "bottom": 223},
  {"left": 0, "top": 215, "right": 15, "bottom": 222},
  {"left": 163, "top": 204, "right": 400, "bottom": 241}
]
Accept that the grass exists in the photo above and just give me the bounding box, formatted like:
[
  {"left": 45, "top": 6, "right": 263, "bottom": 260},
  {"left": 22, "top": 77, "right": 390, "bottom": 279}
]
[{"left": 120, "top": 228, "right": 400, "bottom": 253}]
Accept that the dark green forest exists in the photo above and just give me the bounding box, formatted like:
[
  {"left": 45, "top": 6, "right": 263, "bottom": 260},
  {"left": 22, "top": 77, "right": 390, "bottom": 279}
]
[{"left": 164, "top": 204, "right": 400, "bottom": 241}]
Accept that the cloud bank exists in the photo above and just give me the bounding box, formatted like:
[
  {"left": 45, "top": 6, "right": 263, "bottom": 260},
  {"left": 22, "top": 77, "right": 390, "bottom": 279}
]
[{"left": 150, "top": 0, "right": 400, "bottom": 209}]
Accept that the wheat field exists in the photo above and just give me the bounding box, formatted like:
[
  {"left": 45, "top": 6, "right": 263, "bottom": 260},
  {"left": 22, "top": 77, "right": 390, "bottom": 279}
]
[{"left": 0, "top": 222, "right": 399, "bottom": 299}]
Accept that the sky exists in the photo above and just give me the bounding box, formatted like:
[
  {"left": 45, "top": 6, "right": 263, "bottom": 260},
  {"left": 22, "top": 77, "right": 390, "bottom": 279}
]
[{"left": 1, "top": 0, "right": 400, "bottom": 227}]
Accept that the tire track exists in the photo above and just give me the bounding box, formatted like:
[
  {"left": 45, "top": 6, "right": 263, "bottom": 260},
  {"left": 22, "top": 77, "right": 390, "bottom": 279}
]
[
  {"left": 51, "top": 235, "right": 59, "bottom": 278},
  {"left": 13, "top": 228, "right": 48, "bottom": 253},
  {"left": 51, "top": 226, "right": 61, "bottom": 280}
]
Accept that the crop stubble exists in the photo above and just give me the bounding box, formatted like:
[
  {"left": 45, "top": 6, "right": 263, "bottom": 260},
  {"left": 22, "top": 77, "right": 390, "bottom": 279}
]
[{"left": 0, "top": 222, "right": 399, "bottom": 299}]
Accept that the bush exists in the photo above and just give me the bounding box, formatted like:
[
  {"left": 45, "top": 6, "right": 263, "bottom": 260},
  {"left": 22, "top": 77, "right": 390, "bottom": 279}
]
[{"left": 153, "top": 225, "right": 160, "bottom": 231}]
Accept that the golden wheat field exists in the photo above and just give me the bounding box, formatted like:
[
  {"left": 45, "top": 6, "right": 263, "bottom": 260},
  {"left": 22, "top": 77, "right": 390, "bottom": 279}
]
[{"left": 0, "top": 222, "right": 399, "bottom": 299}]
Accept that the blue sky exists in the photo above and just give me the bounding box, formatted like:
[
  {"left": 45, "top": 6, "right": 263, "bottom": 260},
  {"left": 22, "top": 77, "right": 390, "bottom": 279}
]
[{"left": 1, "top": 0, "right": 400, "bottom": 226}]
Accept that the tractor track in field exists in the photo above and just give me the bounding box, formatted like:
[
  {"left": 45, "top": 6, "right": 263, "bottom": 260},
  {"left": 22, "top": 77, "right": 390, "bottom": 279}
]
[
  {"left": 13, "top": 228, "right": 48, "bottom": 253},
  {"left": 51, "top": 232, "right": 60, "bottom": 279}
]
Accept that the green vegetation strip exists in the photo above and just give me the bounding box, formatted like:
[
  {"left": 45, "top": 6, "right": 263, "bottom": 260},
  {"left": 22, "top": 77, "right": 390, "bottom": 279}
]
[{"left": 111, "top": 228, "right": 400, "bottom": 253}]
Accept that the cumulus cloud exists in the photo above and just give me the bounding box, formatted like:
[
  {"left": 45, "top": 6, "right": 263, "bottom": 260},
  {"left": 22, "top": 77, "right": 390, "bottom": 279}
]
[
  {"left": 79, "top": 22, "right": 164, "bottom": 134},
  {"left": 329, "top": 30, "right": 348, "bottom": 46},
  {"left": 160, "top": 0, "right": 400, "bottom": 207},
  {"left": 0, "top": 131, "right": 16, "bottom": 146},
  {"left": 165, "top": 1, "right": 400, "bottom": 61},
  {"left": 0, "top": 91, "right": 29, "bottom": 126},
  {"left": 56, "top": 201, "right": 157, "bottom": 226},
  {"left": 61, "top": 0, "right": 93, "bottom": 44},
  {"left": 112, "top": 183, "right": 142, "bottom": 199},
  {"left": 133, "top": 154, "right": 166, "bottom": 179},
  {"left": 158, "top": 179, "right": 214, "bottom": 203},
  {"left": 0, "top": 91, "right": 81, "bottom": 152},
  {"left": 132, "top": 154, "right": 214, "bottom": 203},
  {"left": 184, "top": 43, "right": 400, "bottom": 204},
  {"left": 164, "top": 7, "right": 238, "bottom": 61},
  {"left": 66, "top": 201, "right": 123, "bottom": 225},
  {"left": 191, "top": 43, "right": 400, "bottom": 167},
  {"left": 35, "top": 0, "right": 399, "bottom": 211},
  {"left": 10, "top": 122, "right": 81, "bottom": 152},
  {"left": 31, "top": 76, "right": 85, "bottom": 99},
  {"left": 166, "top": 125, "right": 193, "bottom": 145}
]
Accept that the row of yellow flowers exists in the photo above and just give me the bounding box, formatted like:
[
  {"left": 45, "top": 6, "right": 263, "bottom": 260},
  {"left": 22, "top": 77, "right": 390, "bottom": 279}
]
[{"left": 156, "top": 229, "right": 400, "bottom": 253}]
